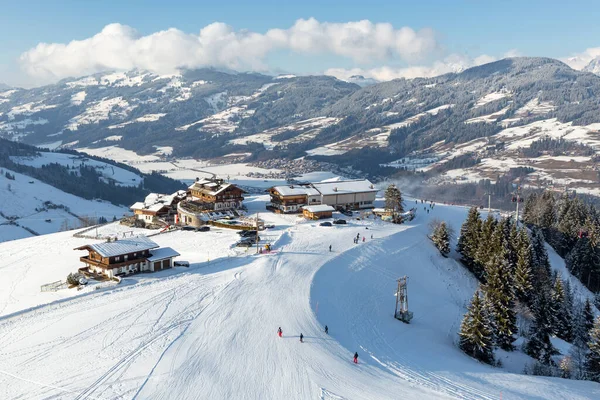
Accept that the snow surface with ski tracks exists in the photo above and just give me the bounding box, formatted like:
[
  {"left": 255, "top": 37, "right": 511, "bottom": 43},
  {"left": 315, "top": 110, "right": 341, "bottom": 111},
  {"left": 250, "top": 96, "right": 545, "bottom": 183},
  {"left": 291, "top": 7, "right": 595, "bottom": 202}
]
[{"left": 0, "top": 197, "right": 598, "bottom": 399}]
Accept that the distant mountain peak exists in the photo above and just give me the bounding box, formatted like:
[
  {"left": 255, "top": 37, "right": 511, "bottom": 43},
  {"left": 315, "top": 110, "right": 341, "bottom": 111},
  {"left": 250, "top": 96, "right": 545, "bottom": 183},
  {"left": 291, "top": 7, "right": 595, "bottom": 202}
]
[
  {"left": 0, "top": 83, "right": 12, "bottom": 91},
  {"left": 584, "top": 57, "right": 600, "bottom": 75}
]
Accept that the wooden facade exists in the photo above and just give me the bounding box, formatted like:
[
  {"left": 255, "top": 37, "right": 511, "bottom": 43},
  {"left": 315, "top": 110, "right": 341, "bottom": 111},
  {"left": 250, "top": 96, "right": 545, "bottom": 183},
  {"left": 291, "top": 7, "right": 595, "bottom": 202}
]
[
  {"left": 302, "top": 205, "right": 335, "bottom": 220},
  {"left": 188, "top": 178, "right": 246, "bottom": 211},
  {"left": 75, "top": 238, "right": 180, "bottom": 279}
]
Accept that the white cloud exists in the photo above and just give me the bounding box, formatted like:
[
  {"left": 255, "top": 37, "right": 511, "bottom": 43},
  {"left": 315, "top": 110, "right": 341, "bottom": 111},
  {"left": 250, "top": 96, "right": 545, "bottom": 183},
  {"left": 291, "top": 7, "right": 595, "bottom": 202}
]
[
  {"left": 19, "top": 19, "right": 438, "bottom": 84},
  {"left": 561, "top": 47, "right": 600, "bottom": 70},
  {"left": 325, "top": 53, "right": 497, "bottom": 82}
]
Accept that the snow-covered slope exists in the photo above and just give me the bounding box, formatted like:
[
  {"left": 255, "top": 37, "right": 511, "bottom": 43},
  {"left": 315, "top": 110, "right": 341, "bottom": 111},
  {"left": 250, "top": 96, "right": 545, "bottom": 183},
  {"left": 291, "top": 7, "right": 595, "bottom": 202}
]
[
  {"left": 0, "top": 197, "right": 597, "bottom": 399},
  {"left": 0, "top": 167, "right": 126, "bottom": 242}
]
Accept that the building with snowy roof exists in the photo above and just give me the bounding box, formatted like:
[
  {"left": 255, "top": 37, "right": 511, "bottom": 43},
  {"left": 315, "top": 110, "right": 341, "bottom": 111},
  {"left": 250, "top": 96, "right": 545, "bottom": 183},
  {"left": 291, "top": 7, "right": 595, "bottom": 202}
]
[
  {"left": 188, "top": 177, "right": 246, "bottom": 211},
  {"left": 267, "top": 179, "right": 378, "bottom": 213},
  {"left": 130, "top": 190, "right": 187, "bottom": 223},
  {"left": 75, "top": 236, "right": 180, "bottom": 278}
]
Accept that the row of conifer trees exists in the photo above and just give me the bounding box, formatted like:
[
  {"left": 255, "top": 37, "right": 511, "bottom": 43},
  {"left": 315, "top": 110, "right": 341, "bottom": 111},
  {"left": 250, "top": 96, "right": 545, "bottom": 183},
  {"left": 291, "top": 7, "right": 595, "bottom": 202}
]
[{"left": 456, "top": 207, "right": 600, "bottom": 381}]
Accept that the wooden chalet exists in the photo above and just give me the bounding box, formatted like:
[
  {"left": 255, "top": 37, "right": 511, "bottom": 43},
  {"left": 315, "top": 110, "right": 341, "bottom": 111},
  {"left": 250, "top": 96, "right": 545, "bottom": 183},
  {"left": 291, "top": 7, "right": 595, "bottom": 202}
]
[
  {"left": 302, "top": 205, "right": 335, "bottom": 220},
  {"left": 188, "top": 178, "right": 246, "bottom": 211},
  {"left": 75, "top": 236, "right": 180, "bottom": 279},
  {"left": 267, "top": 184, "right": 321, "bottom": 213}
]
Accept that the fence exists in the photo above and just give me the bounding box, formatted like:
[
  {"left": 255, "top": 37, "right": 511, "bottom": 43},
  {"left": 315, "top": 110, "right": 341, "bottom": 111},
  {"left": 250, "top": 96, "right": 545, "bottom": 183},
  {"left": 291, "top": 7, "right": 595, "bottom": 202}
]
[{"left": 40, "top": 280, "right": 67, "bottom": 292}]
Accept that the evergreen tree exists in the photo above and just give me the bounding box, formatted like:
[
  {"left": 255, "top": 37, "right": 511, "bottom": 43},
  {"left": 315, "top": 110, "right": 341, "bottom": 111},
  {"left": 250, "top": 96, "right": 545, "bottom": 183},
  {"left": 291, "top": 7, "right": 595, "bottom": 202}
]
[
  {"left": 586, "top": 316, "right": 600, "bottom": 382},
  {"left": 525, "top": 290, "right": 559, "bottom": 364},
  {"left": 474, "top": 215, "right": 497, "bottom": 280},
  {"left": 565, "top": 237, "right": 599, "bottom": 286},
  {"left": 551, "top": 277, "right": 573, "bottom": 342},
  {"left": 508, "top": 222, "right": 519, "bottom": 270},
  {"left": 459, "top": 289, "right": 495, "bottom": 365},
  {"left": 457, "top": 207, "right": 482, "bottom": 272},
  {"left": 530, "top": 227, "right": 552, "bottom": 291},
  {"left": 514, "top": 229, "right": 534, "bottom": 305},
  {"left": 432, "top": 222, "right": 450, "bottom": 257},
  {"left": 583, "top": 298, "right": 595, "bottom": 339},
  {"left": 484, "top": 252, "right": 517, "bottom": 351},
  {"left": 384, "top": 184, "right": 404, "bottom": 213}
]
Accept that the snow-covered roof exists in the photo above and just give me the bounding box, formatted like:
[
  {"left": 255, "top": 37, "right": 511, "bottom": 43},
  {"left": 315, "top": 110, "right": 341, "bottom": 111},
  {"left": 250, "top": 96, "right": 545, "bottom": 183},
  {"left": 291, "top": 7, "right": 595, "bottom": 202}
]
[
  {"left": 189, "top": 178, "right": 244, "bottom": 196},
  {"left": 75, "top": 236, "right": 159, "bottom": 257},
  {"left": 130, "top": 190, "right": 186, "bottom": 212},
  {"left": 311, "top": 180, "right": 377, "bottom": 196},
  {"left": 303, "top": 205, "right": 335, "bottom": 213},
  {"left": 147, "top": 247, "right": 180, "bottom": 262},
  {"left": 272, "top": 185, "right": 320, "bottom": 197}
]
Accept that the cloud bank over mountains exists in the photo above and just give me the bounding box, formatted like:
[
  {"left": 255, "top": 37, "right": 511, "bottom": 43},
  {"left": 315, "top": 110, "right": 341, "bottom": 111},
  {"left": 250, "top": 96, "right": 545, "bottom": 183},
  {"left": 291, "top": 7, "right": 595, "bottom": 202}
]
[
  {"left": 19, "top": 19, "right": 438, "bottom": 83},
  {"left": 14, "top": 19, "right": 599, "bottom": 87}
]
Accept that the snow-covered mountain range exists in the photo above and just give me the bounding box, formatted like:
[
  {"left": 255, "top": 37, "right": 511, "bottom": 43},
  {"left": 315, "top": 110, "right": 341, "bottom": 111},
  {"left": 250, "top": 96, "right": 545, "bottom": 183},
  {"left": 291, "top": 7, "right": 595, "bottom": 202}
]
[{"left": 2, "top": 57, "right": 600, "bottom": 195}]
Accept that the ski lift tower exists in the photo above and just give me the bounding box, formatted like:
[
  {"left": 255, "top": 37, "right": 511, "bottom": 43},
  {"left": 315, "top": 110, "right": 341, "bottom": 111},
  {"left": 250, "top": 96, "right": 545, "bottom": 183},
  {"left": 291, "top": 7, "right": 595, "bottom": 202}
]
[
  {"left": 394, "top": 276, "right": 413, "bottom": 323},
  {"left": 511, "top": 185, "right": 524, "bottom": 227}
]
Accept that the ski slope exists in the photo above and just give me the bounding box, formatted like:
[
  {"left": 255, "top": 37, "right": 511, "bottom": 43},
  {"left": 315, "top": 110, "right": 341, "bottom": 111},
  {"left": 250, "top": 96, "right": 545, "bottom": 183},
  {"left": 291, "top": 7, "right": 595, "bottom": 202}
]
[{"left": 0, "top": 198, "right": 598, "bottom": 399}]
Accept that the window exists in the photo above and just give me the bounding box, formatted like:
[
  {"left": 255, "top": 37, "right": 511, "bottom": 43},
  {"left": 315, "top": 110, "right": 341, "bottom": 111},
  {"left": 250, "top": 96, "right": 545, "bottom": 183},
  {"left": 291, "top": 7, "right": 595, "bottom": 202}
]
[
  {"left": 124, "top": 255, "right": 128, "bottom": 261},
  {"left": 115, "top": 256, "right": 121, "bottom": 262}
]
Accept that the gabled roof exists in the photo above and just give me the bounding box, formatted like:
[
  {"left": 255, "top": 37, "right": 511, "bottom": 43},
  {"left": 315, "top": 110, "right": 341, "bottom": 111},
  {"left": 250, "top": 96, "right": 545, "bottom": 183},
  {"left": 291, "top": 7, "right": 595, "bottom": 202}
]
[
  {"left": 188, "top": 178, "right": 246, "bottom": 196},
  {"left": 130, "top": 190, "right": 187, "bottom": 212},
  {"left": 303, "top": 205, "right": 335, "bottom": 213},
  {"left": 75, "top": 236, "right": 159, "bottom": 257},
  {"left": 147, "top": 247, "right": 180, "bottom": 262}
]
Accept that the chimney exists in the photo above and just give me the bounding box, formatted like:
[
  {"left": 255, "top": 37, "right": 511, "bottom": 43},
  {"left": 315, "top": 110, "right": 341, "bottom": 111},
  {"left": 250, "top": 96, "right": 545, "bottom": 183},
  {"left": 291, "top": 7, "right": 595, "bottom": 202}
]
[
  {"left": 370, "top": 184, "right": 374, "bottom": 189},
  {"left": 333, "top": 187, "right": 338, "bottom": 192},
  {"left": 196, "top": 177, "right": 200, "bottom": 182}
]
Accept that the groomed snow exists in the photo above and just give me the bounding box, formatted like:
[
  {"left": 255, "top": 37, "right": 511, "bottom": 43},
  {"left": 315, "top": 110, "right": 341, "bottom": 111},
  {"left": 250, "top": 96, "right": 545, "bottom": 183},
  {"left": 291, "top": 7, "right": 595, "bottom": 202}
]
[{"left": 0, "top": 198, "right": 597, "bottom": 399}]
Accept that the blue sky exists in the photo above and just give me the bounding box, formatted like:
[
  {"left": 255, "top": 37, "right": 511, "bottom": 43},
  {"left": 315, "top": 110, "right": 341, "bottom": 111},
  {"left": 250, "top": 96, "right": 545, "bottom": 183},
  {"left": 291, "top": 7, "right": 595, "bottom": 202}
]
[{"left": 2, "top": 0, "right": 599, "bottom": 87}]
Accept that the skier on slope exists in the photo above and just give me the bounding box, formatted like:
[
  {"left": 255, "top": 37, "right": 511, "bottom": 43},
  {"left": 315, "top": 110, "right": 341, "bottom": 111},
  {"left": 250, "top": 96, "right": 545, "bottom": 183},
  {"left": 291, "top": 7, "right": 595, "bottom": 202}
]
[
  {"left": 362, "top": 236, "right": 365, "bottom": 242},
  {"left": 325, "top": 325, "right": 329, "bottom": 334},
  {"left": 329, "top": 244, "right": 332, "bottom": 252},
  {"left": 278, "top": 327, "right": 282, "bottom": 337},
  {"left": 300, "top": 333, "right": 304, "bottom": 343},
  {"left": 353, "top": 352, "right": 359, "bottom": 364}
]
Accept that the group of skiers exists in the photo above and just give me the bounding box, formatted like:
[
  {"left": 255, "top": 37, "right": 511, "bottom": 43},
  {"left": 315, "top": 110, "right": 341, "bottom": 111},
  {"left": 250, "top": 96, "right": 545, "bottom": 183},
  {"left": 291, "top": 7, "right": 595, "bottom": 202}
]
[
  {"left": 277, "top": 326, "right": 359, "bottom": 364},
  {"left": 416, "top": 199, "right": 435, "bottom": 214},
  {"left": 353, "top": 232, "right": 371, "bottom": 244}
]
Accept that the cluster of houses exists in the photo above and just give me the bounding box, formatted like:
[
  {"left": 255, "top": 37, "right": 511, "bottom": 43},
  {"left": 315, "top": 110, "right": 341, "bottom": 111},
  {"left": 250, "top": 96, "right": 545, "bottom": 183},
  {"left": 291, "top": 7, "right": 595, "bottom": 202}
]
[
  {"left": 130, "top": 176, "right": 379, "bottom": 225},
  {"left": 74, "top": 177, "right": 379, "bottom": 279},
  {"left": 267, "top": 179, "right": 378, "bottom": 219}
]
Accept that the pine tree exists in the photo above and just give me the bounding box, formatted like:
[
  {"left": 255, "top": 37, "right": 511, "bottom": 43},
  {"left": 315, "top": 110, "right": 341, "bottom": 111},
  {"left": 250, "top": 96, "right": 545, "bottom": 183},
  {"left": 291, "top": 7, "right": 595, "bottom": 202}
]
[
  {"left": 484, "top": 252, "right": 517, "bottom": 351},
  {"left": 525, "top": 290, "right": 559, "bottom": 364},
  {"left": 384, "top": 184, "right": 404, "bottom": 213},
  {"left": 586, "top": 316, "right": 600, "bottom": 382},
  {"left": 457, "top": 207, "right": 482, "bottom": 272},
  {"left": 508, "top": 222, "right": 519, "bottom": 270},
  {"left": 459, "top": 289, "right": 495, "bottom": 365},
  {"left": 474, "top": 215, "right": 497, "bottom": 280},
  {"left": 432, "top": 222, "right": 450, "bottom": 257},
  {"left": 551, "top": 277, "right": 573, "bottom": 342},
  {"left": 514, "top": 229, "right": 534, "bottom": 305},
  {"left": 583, "top": 298, "right": 595, "bottom": 338},
  {"left": 530, "top": 227, "right": 552, "bottom": 291}
]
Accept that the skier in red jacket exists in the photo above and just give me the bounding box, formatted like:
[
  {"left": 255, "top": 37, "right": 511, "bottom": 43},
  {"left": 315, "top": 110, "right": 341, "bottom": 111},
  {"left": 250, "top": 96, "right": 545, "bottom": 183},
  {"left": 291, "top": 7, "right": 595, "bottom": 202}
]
[
  {"left": 277, "top": 327, "right": 282, "bottom": 337},
  {"left": 353, "top": 352, "right": 359, "bottom": 364}
]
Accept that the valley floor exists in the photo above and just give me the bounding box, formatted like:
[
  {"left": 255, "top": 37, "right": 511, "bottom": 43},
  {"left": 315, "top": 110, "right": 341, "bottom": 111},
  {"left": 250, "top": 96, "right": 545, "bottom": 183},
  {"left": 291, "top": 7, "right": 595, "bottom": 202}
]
[{"left": 0, "top": 198, "right": 598, "bottom": 399}]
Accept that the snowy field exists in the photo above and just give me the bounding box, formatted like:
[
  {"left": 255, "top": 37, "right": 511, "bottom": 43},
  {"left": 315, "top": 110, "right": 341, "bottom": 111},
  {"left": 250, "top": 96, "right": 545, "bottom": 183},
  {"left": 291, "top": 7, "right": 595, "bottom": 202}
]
[
  {"left": 0, "top": 197, "right": 598, "bottom": 399},
  {"left": 10, "top": 151, "right": 143, "bottom": 187},
  {"left": 0, "top": 168, "right": 127, "bottom": 243}
]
